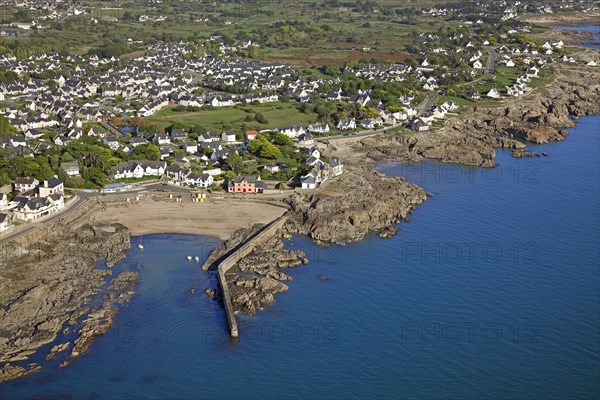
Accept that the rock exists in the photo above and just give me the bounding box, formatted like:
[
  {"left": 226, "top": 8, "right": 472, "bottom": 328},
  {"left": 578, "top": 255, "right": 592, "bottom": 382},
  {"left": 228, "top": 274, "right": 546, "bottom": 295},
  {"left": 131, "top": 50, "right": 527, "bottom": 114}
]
[
  {"left": 0, "top": 363, "right": 41, "bottom": 383},
  {"left": 286, "top": 169, "right": 427, "bottom": 245},
  {"left": 46, "top": 342, "right": 71, "bottom": 360},
  {"left": 0, "top": 223, "right": 131, "bottom": 370},
  {"left": 379, "top": 226, "right": 399, "bottom": 239},
  {"left": 505, "top": 125, "right": 568, "bottom": 144},
  {"left": 71, "top": 306, "right": 116, "bottom": 358},
  {"left": 205, "top": 288, "right": 216, "bottom": 300},
  {"left": 512, "top": 150, "right": 542, "bottom": 158}
]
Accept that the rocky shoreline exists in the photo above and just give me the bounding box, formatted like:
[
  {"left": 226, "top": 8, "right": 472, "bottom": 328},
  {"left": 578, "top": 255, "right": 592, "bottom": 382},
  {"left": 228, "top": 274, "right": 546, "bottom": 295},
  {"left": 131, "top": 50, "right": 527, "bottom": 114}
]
[
  {"left": 0, "top": 223, "right": 133, "bottom": 383},
  {"left": 211, "top": 59, "right": 599, "bottom": 316}
]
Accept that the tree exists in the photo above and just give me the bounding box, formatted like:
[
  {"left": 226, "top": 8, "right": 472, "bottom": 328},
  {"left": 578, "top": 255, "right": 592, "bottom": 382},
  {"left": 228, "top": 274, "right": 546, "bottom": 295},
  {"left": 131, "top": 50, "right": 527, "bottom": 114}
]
[
  {"left": 131, "top": 143, "right": 160, "bottom": 161},
  {"left": 0, "top": 116, "right": 17, "bottom": 136},
  {"left": 255, "top": 113, "right": 269, "bottom": 124},
  {"left": 271, "top": 132, "right": 293, "bottom": 146},
  {"left": 225, "top": 153, "right": 244, "bottom": 172},
  {"left": 110, "top": 116, "right": 123, "bottom": 127},
  {"left": 247, "top": 134, "right": 281, "bottom": 159}
]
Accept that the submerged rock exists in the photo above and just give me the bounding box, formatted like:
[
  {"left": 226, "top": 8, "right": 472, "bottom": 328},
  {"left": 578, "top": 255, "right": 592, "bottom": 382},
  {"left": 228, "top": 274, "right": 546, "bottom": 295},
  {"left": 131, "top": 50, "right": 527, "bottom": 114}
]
[{"left": 379, "top": 226, "right": 400, "bottom": 239}]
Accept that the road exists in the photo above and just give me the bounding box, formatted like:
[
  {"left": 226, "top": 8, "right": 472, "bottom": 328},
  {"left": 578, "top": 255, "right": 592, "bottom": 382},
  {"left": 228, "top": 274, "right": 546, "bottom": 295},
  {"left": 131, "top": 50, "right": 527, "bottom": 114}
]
[
  {"left": 99, "top": 122, "right": 122, "bottom": 137},
  {"left": 462, "top": 46, "right": 498, "bottom": 87},
  {"left": 484, "top": 46, "right": 497, "bottom": 78},
  {"left": 315, "top": 124, "right": 405, "bottom": 142},
  {"left": 417, "top": 93, "right": 439, "bottom": 116},
  {"left": 0, "top": 184, "right": 182, "bottom": 246},
  {"left": 0, "top": 193, "right": 92, "bottom": 245}
]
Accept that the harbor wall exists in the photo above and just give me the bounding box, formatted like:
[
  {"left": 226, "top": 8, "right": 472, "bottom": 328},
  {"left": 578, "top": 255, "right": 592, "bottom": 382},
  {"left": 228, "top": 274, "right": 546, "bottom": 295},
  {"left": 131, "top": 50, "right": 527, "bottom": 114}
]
[{"left": 216, "top": 214, "right": 289, "bottom": 338}]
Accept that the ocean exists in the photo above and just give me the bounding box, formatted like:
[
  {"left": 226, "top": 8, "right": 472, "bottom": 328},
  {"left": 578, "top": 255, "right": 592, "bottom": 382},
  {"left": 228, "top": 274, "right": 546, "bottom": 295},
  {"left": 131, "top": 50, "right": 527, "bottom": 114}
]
[
  {"left": 1, "top": 115, "right": 599, "bottom": 399},
  {"left": 558, "top": 25, "right": 600, "bottom": 49}
]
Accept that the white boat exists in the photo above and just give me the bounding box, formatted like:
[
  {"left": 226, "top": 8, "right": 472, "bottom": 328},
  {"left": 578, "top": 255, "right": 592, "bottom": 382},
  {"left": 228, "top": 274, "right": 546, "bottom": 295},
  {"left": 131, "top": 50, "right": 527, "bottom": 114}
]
[
  {"left": 187, "top": 256, "right": 192, "bottom": 261},
  {"left": 194, "top": 256, "right": 200, "bottom": 262},
  {"left": 138, "top": 235, "right": 144, "bottom": 250}
]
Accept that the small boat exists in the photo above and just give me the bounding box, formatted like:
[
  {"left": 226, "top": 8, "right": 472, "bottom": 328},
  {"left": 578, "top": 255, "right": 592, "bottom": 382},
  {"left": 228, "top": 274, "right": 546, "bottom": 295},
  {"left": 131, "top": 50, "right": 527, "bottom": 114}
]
[
  {"left": 194, "top": 256, "right": 200, "bottom": 262},
  {"left": 187, "top": 256, "right": 192, "bottom": 261},
  {"left": 138, "top": 235, "right": 144, "bottom": 250}
]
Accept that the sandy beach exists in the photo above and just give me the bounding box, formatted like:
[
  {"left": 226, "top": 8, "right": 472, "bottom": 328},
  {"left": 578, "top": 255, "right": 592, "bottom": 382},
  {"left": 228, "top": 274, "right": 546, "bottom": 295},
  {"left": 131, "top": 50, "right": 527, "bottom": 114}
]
[{"left": 91, "top": 198, "right": 287, "bottom": 240}]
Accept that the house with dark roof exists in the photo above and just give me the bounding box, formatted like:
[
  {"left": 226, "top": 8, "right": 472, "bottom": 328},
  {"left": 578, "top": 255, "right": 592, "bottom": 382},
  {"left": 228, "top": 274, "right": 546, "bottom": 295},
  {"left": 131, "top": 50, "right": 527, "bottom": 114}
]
[
  {"left": 38, "top": 177, "right": 64, "bottom": 197},
  {"left": 184, "top": 173, "right": 214, "bottom": 188},
  {"left": 13, "top": 177, "right": 39, "bottom": 193}
]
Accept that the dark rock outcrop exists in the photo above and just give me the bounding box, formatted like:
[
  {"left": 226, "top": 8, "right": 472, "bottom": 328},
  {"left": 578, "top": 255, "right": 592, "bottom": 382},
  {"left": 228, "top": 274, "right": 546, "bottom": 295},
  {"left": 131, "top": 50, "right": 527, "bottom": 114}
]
[{"left": 0, "top": 223, "right": 131, "bottom": 376}]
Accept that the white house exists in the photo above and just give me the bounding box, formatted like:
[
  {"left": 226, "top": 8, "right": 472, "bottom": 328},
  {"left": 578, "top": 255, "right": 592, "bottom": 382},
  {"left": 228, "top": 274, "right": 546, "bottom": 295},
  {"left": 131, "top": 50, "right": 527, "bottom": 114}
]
[
  {"left": 264, "top": 163, "right": 280, "bottom": 173},
  {"left": 487, "top": 88, "right": 501, "bottom": 99},
  {"left": 184, "top": 173, "right": 214, "bottom": 188},
  {"left": 221, "top": 131, "right": 237, "bottom": 143},
  {"left": 337, "top": 118, "right": 356, "bottom": 130},
  {"left": 307, "top": 123, "right": 330, "bottom": 134},
  {"left": 38, "top": 177, "right": 64, "bottom": 197},
  {"left": 0, "top": 213, "right": 13, "bottom": 232},
  {"left": 410, "top": 117, "right": 430, "bottom": 132},
  {"left": 13, "top": 177, "right": 39, "bottom": 193},
  {"left": 245, "top": 131, "right": 257, "bottom": 141},
  {"left": 301, "top": 173, "right": 317, "bottom": 189},
  {"left": 297, "top": 133, "right": 315, "bottom": 146},
  {"left": 0, "top": 193, "right": 7, "bottom": 210},
  {"left": 183, "top": 141, "right": 198, "bottom": 154},
  {"left": 60, "top": 161, "right": 80, "bottom": 177},
  {"left": 103, "top": 137, "right": 120, "bottom": 150},
  {"left": 278, "top": 125, "right": 305, "bottom": 138},
  {"left": 526, "top": 66, "right": 539, "bottom": 77}
]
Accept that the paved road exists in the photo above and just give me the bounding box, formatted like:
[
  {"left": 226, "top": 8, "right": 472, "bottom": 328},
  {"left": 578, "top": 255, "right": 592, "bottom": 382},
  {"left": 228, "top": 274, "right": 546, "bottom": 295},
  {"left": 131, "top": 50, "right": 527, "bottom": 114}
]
[
  {"left": 144, "top": 183, "right": 191, "bottom": 193},
  {"left": 315, "top": 124, "right": 404, "bottom": 142},
  {"left": 484, "top": 46, "right": 497, "bottom": 77},
  {"left": 417, "top": 93, "right": 439, "bottom": 116},
  {"left": 460, "top": 46, "right": 498, "bottom": 87},
  {"left": 99, "top": 122, "right": 122, "bottom": 137},
  {"left": 0, "top": 193, "right": 91, "bottom": 245}
]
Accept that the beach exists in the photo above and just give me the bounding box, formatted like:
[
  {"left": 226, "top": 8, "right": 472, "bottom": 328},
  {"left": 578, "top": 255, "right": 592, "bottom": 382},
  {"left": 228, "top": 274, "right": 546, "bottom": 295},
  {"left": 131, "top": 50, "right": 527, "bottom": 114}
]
[{"left": 91, "top": 196, "right": 288, "bottom": 240}]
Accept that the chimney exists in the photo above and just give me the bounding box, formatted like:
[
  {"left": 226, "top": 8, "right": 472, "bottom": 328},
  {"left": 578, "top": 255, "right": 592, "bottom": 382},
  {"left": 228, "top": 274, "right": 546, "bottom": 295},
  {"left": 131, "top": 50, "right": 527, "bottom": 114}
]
[{"left": 44, "top": 180, "right": 48, "bottom": 188}]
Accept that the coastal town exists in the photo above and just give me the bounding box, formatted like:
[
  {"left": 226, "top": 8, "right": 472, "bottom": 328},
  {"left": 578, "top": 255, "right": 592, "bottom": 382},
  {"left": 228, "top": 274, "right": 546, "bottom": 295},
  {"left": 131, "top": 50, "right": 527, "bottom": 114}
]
[
  {"left": 1, "top": 0, "right": 597, "bottom": 230},
  {"left": 0, "top": 0, "right": 599, "bottom": 392}
]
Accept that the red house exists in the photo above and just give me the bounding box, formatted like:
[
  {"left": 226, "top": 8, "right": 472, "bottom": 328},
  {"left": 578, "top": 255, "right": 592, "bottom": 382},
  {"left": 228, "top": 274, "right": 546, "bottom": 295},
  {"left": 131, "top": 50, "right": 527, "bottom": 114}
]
[{"left": 227, "top": 175, "right": 265, "bottom": 194}]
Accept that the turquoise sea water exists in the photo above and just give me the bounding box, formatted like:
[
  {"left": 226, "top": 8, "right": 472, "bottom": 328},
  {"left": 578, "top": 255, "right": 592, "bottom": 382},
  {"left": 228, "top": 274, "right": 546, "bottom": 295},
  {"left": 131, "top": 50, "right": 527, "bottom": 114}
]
[{"left": 1, "top": 115, "right": 599, "bottom": 399}]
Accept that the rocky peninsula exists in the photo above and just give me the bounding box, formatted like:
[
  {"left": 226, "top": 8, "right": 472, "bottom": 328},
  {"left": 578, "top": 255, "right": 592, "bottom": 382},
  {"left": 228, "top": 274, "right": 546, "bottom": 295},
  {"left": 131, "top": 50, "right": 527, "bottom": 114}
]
[
  {"left": 0, "top": 222, "right": 133, "bottom": 382},
  {"left": 211, "top": 57, "right": 599, "bottom": 317}
]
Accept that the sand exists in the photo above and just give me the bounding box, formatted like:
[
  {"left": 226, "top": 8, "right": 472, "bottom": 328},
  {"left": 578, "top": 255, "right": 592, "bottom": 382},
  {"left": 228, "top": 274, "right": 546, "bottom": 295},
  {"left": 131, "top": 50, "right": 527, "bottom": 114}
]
[{"left": 93, "top": 199, "right": 287, "bottom": 240}]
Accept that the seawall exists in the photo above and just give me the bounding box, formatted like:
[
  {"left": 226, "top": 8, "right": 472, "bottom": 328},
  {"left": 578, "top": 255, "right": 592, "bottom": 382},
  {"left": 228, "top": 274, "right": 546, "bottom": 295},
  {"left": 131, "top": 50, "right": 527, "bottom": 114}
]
[{"left": 216, "top": 214, "right": 290, "bottom": 338}]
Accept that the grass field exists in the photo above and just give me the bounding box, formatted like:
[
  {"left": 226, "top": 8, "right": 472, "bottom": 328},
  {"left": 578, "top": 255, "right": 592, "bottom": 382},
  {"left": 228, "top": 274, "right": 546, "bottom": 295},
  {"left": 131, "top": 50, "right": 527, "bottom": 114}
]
[{"left": 147, "top": 102, "right": 319, "bottom": 131}]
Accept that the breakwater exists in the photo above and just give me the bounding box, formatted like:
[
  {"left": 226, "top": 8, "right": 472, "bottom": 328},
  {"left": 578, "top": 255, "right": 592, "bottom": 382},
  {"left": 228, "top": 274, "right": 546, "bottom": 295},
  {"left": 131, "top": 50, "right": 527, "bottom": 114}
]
[{"left": 216, "top": 214, "right": 290, "bottom": 337}]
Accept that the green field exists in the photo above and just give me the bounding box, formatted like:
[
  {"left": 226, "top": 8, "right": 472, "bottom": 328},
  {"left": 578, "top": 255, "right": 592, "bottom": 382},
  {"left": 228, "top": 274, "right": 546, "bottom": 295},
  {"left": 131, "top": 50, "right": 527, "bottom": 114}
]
[{"left": 147, "top": 102, "right": 319, "bottom": 131}]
